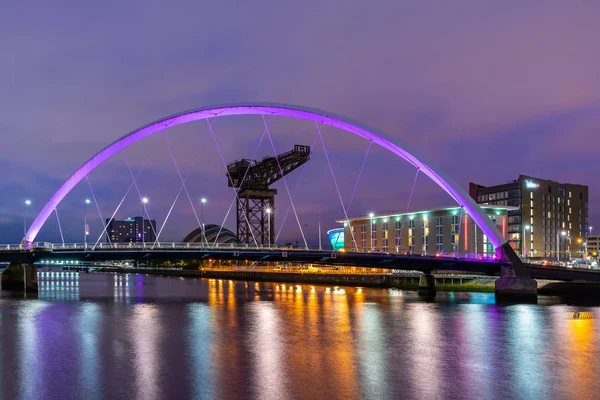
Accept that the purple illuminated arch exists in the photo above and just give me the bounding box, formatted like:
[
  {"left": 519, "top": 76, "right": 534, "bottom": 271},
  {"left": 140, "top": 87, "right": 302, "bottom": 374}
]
[{"left": 26, "top": 102, "right": 508, "bottom": 252}]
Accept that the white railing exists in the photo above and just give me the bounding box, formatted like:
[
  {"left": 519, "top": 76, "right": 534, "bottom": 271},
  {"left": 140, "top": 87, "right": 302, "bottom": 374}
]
[{"left": 0, "top": 242, "right": 504, "bottom": 261}]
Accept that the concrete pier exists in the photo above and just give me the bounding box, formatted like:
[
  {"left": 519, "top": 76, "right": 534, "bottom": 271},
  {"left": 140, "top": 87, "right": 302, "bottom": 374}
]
[
  {"left": 1, "top": 263, "right": 38, "bottom": 292},
  {"left": 495, "top": 243, "right": 537, "bottom": 303},
  {"left": 418, "top": 272, "right": 436, "bottom": 298}
]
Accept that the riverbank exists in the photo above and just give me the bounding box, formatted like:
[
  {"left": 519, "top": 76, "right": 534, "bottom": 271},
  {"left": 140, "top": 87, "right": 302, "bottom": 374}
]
[{"left": 93, "top": 267, "right": 497, "bottom": 292}]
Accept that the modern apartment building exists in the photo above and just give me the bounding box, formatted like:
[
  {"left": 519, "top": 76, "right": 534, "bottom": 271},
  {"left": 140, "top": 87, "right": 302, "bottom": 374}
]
[{"left": 470, "top": 175, "right": 589, "bottom": 260}]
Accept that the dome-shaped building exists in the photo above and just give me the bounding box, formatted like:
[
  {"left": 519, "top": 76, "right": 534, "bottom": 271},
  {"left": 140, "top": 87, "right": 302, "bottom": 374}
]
[{"left": 182, "top": 224, "right": 241, "bottom": 244}]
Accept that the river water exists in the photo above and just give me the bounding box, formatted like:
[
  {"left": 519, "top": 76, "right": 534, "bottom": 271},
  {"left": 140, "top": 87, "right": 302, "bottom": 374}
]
[{"left": 0, "top": 272, "right": 599, "bottom": 400}]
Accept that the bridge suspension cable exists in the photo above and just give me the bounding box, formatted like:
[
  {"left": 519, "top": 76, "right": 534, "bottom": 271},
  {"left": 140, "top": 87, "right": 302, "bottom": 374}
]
[
  {"left": 274, "top": 130, "right": 320, "bottom": 244},
  {"left": 152, "top": 128, "right": 209, "bottom": 248},
  {"left": 54, "top": 208, "right": 65, "bottom": 245},
  {"left": 123, "top": 153, "right": 159, "bottom": 241},
  {"left": 345, "top": 139, "right": 373, "bottom": 216},
  {"left": 206, "top": 117, "right": 260, "bottom": 247},
  {"left": 92, "top": 158, "right": 149, "bottom": 249},
  {"left": 315, "top": 121, "right": 358, "bottom": 250},
  {"left": 86, "top": 176, "right": 112, "bottom": 246},
  {"left": 263, "top": 114, "right": 308, "bottom": 250},
  {"left": 398, "top": 168, "right": 420, "bottom": 252},
  {"left": 161, "top": 129, "right": 203, "bottom": 233}
]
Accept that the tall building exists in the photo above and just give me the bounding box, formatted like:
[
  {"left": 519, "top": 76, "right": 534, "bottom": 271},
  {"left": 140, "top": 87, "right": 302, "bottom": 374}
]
[
  {"left": 470, "top": 175, "right": 589, "bottom": 260},
  {"left": 106, "top": 217, "right": 157, "bottom": 243},
  {"left": 339, "top": 205, "right": 513, "bottom": 256}
]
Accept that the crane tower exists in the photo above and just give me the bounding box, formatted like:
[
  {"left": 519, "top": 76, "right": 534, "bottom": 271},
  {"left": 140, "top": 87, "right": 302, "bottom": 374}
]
[{"left": 226, "top": 145, "right": 310, "bottom": 246}]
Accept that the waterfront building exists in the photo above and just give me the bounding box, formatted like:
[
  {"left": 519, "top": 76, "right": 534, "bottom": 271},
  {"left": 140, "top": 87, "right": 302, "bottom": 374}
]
[
  {"left": 338, "top": 205, "right": 513, "bottom": 255},
  {"left": 182, "top": 224, "right": 241, "bottom": 244},
  {"left": 469, "top": 175, "right": 589, "bottom": 260},
  {"left": 106, "top": 217, "right": 156, "bottom": 243},
  {"left": 327, "top": 228, "right": 344, "bottom": 251}
]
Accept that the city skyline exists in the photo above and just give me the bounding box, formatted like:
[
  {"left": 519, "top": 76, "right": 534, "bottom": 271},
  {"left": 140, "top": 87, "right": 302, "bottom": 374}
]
[{"left": 2, "top": 1, "right": 600, "bottom": 244}]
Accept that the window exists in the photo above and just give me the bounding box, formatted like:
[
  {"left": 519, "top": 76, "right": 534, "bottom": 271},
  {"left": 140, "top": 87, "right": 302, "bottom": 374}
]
[
  {"left": 371, "top": 220, "right": 377, "bottom": 248},
  {"left": 434, "top": 217, "right": 443, "bottom": 252},
  {"left": 382, "top": 222, "right": 388, "bottom": 252},
  {"left": 408, "top": 219, "right": 415, "bottom": 251},
  {"left": 395, "top": 220, "right": 401, "bottom": 248},
  {"left": 451, "top": 215, "right": 459, "bottom": 252},
  {"left": 422, "top": 217, "right": 430, "bottom": 253},
  {"left": 360, "top": 225, "right": 366, "bottom": 251}
]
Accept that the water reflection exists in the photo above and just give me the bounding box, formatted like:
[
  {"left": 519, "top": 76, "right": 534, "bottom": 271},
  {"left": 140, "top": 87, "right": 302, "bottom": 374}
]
[
  {"left": 77, "top": 303, "right": 101, "bottom": 400},
  {"left": 0, "top": 275, "right": 600, "bottom": 399},
  {"left": 187, "top": 303, "right": 214, "bottom": 399},
  {"left": 408, "top": 304, "right": 442, "bottom": 399},
  {"left": 18, "top": 302, "right": 49, "bottom": 400},
  {"left": 129, "top": 304, "right": 162, "bottom": 400}
]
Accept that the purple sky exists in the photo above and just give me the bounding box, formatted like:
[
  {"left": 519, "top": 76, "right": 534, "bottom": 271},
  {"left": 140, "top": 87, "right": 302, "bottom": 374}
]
[{"left": 2, "top": 1, "right": 599, "bottom": 246}]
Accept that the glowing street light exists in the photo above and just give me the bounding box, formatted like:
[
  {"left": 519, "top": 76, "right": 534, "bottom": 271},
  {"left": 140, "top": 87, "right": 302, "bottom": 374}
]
[
  {"left": 141, "top": 197, "right": 149, "bottom": 248},
  {"left": 200, "top": 197, "right": 207, "bottom": 245},
  {"left": 557, "top": 230, "right": 567, "bottom": 262},
  {"left": 266, "top": 207, "right": 272, "bottom": 248},
  {"left": 23, "top": 199, "right": 31, "bottom": 240},
  {"left": 84, "top": 199, "right": 91, "bottom": 248}
]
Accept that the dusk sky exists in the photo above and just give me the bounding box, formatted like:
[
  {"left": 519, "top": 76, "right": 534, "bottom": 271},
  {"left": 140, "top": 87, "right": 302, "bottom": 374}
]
[{"left": 2, "top": 1, "right": 599, "bottom": 246}]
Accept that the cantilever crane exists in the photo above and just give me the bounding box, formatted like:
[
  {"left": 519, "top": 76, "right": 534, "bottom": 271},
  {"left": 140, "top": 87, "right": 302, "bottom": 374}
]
[{"left": 226, "top": 145, "right": 310, "bottom": 246}]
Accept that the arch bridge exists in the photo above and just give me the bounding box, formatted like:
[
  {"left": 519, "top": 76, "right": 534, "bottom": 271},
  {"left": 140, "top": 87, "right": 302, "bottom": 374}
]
[{"left": 10, "top": 103, "right": 537, "bottom": 299}]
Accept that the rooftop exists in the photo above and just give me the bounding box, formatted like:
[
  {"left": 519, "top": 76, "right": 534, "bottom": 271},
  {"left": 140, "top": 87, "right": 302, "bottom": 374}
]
[{"left": 336, "top": 205, "right": 518, "bottom": 223}]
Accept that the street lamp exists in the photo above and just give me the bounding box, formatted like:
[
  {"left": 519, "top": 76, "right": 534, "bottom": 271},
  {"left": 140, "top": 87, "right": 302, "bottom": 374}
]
[
  {"left": 200, "top": 197, "right": 207, "bottom": 245},
  {"left": 141, "top": 197, "right": 149, "bottom": 248},
  {"left": 23, "top": 199, "right": 31, "bottom": 241},
  {"left": 523, "top": 224, "right": 531, "bottom": 259},
  {"left": 557, "top": 230, "right": 567, "bottom": 262},
  {"left": 369, "top": 213, "right": 375, "bottom": 251},
  {"left": 588, "top": 226, "right": 593, "bottom": 259},
  {"left": 266, "top": 207, "right": 272, "bottom": 248},
  {"left": 84, "top": 199, "right": 91, "bottom": 248}
]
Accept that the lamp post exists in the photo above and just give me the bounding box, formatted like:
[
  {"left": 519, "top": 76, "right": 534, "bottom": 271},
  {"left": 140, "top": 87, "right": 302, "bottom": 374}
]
[
  {"left": 266, "top": 207, "right": 272, "bottom": 248},
  {"left": 201, "top": 198, "right": 207, "bottom": 245},
  {"left": 369, "top": 212, "right": 375, "bottom": 251},
  {"left": 557, "top": 230, "right": 567, "bottom": 262},
  {"left": 588, "top": 226, "right": 593, "bottom": 259},
  {"left": 141, "top": 197, "right": 149, "bottom": 248},
  {"left": 84, "top": 199, "right": 91, "bottom": 248},
  {"left": 23, "top": 199, "right": 31, "bottom": 241},
  {"left": 523, "top": 224, "right": 531, "bottom": 259}
]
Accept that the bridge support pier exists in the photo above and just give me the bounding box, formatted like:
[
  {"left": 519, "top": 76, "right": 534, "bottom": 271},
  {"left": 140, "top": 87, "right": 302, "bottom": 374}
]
[
  {"left": 495, "top": 243, "right": 537, "bottom": 303},
  {"left": 1, "top": 263, "right": 38, "bottom": 292},
  {"left": 418, "top": 272, "right": 436, "bottom": 298}
]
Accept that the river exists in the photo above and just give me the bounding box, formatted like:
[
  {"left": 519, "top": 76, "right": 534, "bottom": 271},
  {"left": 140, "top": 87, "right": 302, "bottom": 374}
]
[{"left": 0, "top": 272, "right": 599, "bottom": 399}]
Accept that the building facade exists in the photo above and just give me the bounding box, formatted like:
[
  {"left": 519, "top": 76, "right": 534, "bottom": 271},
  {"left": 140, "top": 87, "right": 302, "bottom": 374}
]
[
  {"left": 588, "top": 234, "right": 599, "bottom": 257},
  {"left": 470, "top": 175, "right": 589, "bottom": 260},
  {"left": 340, "top": 206, "right": 513, "bottom": 256},
  {"left": 106, "top": 217, "right": 157, "bottom": 243}
]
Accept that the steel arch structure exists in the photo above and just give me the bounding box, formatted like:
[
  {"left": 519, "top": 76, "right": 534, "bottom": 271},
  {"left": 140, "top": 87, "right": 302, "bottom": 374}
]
[{"left": 25, "top": 102, "right": 510, "bottom": 257}]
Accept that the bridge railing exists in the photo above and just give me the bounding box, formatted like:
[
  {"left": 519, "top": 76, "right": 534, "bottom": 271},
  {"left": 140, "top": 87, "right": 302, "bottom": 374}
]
[{"left": 3, "top": 242, "right": 504, "bottom": 261}]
